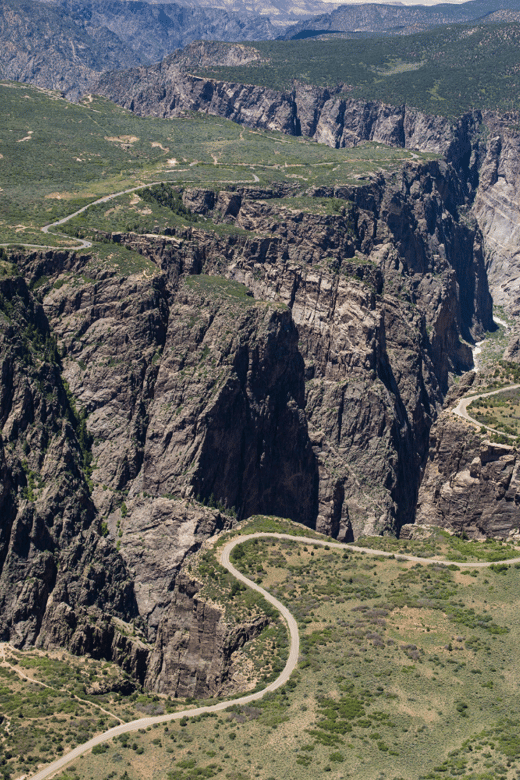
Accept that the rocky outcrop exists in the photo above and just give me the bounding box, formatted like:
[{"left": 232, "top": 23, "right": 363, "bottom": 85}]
[
  {"left": 221, "top": 165, "right": 491, "bottom": 537},
  {"left": 0, "top": 148, "right": 494, "bottom": 691},
  {"left": 95, "top": 54, "right": 520, "bottom": 314},
  {"left": 416, "top": 411, "right": 520, "bottom": 538},
  {"left": 0, "top": 273, "right": 139, "bottom": 653},
  {"left": 0, "top": 261, "right": 242, "bottom": 693},
  {"left": 29, "top": 247, "right": 317, "bottom": 530},
  {"left": 145, "top": 573, "right": 268, "bottom": 697}
]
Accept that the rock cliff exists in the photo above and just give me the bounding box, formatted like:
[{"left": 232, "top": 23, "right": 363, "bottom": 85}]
[
  {"left": 0, "top": 148, "right": 494, "bottom": 692},
  {"left": 0, "top": 244, "right": 311, "bottom": 695},
  {"left": 416, "top": 411, "right": 520, "bottom": 539},
  {"left": 95, "top": 56, "right": 520, "bottom": 314}
]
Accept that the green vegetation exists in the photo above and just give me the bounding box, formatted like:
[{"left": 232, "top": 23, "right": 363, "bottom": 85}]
[
  {"left": 0, "top": 649, "right": 188, "bottom": 780},
  {"left": 223, "top": 515, "right": 329, "bottom": 542},
  {"left": 0, "top": 83, "right": 180, "bottom": 245},
  {"left": 267, "top": 195, "right": 355, "bottom": 217},
  {"left": 456, "top": 346, "right": 520, "bottom": 441},
  {"left": 355, "top": 527, "right": 520, "bottom": 563},
  {"left": 140, "top": 183, "right": 201, "bottom": 223},
  {"left": 0, "top": 248, "right": 16, "bottom": 278},
  {"left": 469, "top": 386, "right": 520, "bottom": 438},
  {"left": 474, "top": 321, "right": 519, "bottom": 379},
  {"left": 0, "top": 81, "right": 435, "bottom": 247},
  {"left": 185, "top": 276, "right": 256, "bottom": 307},
  {"left": 74, "top": 241, "right": 160, "bottom": 278},
  {"left": 59, "top": 187, "right": 249, "bottom": 244},
  {"left": 43, "top": 519, "right": 520, "bottom": 780},
  {"left": 196, "top": 22, "right": 520, "bottom": 117},
  {"left": 62, "top": 378, "right": 94, "bottom": 483}
]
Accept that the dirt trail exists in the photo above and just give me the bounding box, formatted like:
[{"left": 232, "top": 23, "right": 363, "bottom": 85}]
[
  {"left": 452, "top": 383, "right": 520, "bottom": 438},
  {"left": 1, "top": 171, "right": 261, "bottom": 253},
  {"left": 28, "top": 531, "right": 520, "bottom": 780},
  {"left": 0, "top": 644, "right": 122, "bottom": 724}
]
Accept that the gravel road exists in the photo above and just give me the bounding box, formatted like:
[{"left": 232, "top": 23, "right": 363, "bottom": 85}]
[{"left": 29, "top": 531, "right": 520, "bottom": 780}]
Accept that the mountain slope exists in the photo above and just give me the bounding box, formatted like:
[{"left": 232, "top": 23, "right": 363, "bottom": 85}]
[
  {"left": 166, "top": 0, "right": 342, "bottom": 27},
  {"left": 0, "top": 0, "right": 278, "bottom": 98},
  {"left": 281, "top": 0, "right": 520, "bottom": 38}
]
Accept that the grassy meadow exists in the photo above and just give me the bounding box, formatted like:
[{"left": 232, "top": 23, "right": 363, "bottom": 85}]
[
  {"left": 0, "top": 81, "right": 434, "bottom": 249},
  {"left": 4, "top": 517, "right": 520, "bottom": 780}
]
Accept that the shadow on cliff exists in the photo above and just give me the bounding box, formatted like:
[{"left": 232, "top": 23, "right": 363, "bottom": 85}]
[{"left": 192, "top": 307, "right": 320, "bottom": 528}]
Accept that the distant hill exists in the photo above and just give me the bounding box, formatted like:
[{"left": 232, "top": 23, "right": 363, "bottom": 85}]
[
  {"left": 280, "top": 0, "right": 520, "bottom": 38},
  {"left": 6, "top": 0, "right": 520, "bottom": 101},
  {"left": 0, "top": 0, "right": 278, "bottom": 99},
  {"left": 0, "top": 0, "right": 139, "bottom": 99},
  {"left": 164, "top": 0, "right": 342, "bottom": 27}
]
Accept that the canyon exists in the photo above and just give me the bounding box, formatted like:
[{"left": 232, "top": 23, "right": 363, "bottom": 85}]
[
  {"left": 2, "top": 41, "right": 520, "bottom": 698},
  {"left": 0, "top": 151, "right": 497, "bottom": 696},
  {"left": 96, "top": 41, "right": 520, "bottom": 319}
]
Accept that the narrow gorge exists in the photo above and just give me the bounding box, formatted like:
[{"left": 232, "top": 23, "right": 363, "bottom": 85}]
[{"left": 2, "top": 48, "right": 520, "bottom": 697}]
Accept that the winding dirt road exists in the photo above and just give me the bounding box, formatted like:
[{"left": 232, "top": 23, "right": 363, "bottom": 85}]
[
  {"left": 1, "top": 170, "right": 261, "bottom": 253},
  {"left": 452, "top": 383, "right": 520, "bottom": 438},
  {"left": 28, "top": 530, "right": 520, "bottom": 780},
  {"left": 453, "top": 315, "right": 520, "bottom": 438}
]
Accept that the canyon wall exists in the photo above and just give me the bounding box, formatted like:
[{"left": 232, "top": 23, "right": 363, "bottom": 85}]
[
  {"left": 95, "top": 59, "right": 456, "bottom": 155},
  {"left": 95, "top": 50, "right": 520, "bottom": 315},
  {"left": 0, "top": 153, "right": 493, "bottom": 692},
  {"left": 5, "top": 47, "right": 519, "bottom": 691}
]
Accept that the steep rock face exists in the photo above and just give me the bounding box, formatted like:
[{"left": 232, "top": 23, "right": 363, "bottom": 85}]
[
  {"left": 225, "top": 168, "right": 490, "bottom": 536},
  {"left": 416, "top": 411, "right": 520, "bottom": 538},
  {"left": 2, "top": 244, "right": 318, "bottom": 694},
  {"left": 95, "top": 59, "right": 520, "bottom": 313},
  {"left": 32, "top": 248, "right": 316, "bottom": 532},
  {"left": 471, "top": 114, "right": 520, "bottom": 313},
  {"left": 0, "top": 0, "right": 143, "bottom": 100},
  {"left": 1, "top": 153, "right": 493, "bottom": 690},
  {"left": 61, "top": 0, "right": 278, "bottom": 65},
  {"left": 134, "top": 282, "right": 318, "bottom": 525},
  {"left": 0, "top": 274, "right": 139, "bottom": 654},
  {"left": 145, "top": 573, "right": 268, "bottom": 697}
]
